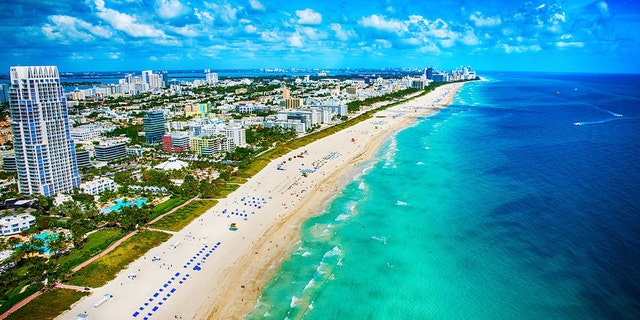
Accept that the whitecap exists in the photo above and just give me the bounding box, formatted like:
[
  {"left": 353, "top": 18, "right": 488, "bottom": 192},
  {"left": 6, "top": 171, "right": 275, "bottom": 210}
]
[
  {"left": 323, "top": 246, "right": 342, "bottom": 258},
  {"left": 303, "top": 279, "right": 316, "bottom": 291},
  {"left": 416, "top": 161, "right": 424, "bottom": 165},
  {"left": 335, "top": 213, "right": 351, "bottom": 221},
  {"left": 301, "top": 251, "right": 312, "bottom": 257},
  {"left": 290, "top": 296, "right": 299, "bottom": 308}
]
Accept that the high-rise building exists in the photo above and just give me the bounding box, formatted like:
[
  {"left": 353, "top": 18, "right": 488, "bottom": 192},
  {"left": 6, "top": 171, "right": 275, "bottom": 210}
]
[
  {"left": 141, "top": 70, "right": 153, "bottom": 85},
  {"left": 0, "top": 83, "right": 10, "bottom": 103},
  {"left": 143, "top": 110, "right": 166, "bottom": 144},
  {"left": 426, "top": 67, "right": 434, "bottom": 80},
  {"left": 9, "top": 66, "right": 81, "bottom": 196},
  {"left": 206, "top": 72, "right": 218, "bottom": 85}
]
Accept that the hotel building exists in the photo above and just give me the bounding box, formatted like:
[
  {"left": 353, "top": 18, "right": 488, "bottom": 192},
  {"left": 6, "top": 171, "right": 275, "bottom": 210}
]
[{"left": 9, "top": 66, "right": 81, "bottom": 196}]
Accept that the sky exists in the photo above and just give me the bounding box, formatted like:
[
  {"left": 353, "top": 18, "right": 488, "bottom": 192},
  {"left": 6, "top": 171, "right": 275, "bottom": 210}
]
[{"left": 1, "top": 0, "right": 639, "bottom": 73}]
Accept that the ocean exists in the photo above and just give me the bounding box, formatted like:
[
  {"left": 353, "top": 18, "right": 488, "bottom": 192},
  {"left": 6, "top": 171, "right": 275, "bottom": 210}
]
[{"left": 246, "top": 73, "right": 640, "bottom": 319}]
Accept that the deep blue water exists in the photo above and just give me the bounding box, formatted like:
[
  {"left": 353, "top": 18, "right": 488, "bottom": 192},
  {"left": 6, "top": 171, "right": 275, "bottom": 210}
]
[{"left": 247, "top": 73, "right": 640, "bottom": 319}]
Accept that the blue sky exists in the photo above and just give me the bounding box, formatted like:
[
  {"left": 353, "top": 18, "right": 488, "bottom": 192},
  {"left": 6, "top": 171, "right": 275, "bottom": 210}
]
[{"left": 1, "top": 0, "right": 638, "bottom": 73}]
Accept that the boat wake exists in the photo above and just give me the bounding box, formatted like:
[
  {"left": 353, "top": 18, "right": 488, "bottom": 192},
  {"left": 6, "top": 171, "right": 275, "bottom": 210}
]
[
  {"left": 574, "top": 103, "right": 625, "bottom": 126},
  {"left": 574, "top": 116, "right": 627, "bottom": 126}
]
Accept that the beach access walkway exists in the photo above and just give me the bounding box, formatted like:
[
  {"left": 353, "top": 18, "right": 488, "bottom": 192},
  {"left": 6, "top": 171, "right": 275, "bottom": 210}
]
[{"left": 0, "top": 197, "right": 199, "bottom": 320}]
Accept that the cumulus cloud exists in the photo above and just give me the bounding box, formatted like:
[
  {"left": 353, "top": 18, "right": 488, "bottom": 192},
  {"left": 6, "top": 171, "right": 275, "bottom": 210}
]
[
  {"left": 109, "top": 52, "right": 120, "bottom": 59},
  {"left": 94, "top": 0, "right": 165, "bottom": 38},
  {"left": 204, "top": 2, "right": 238, "bottom": 24},
  {"left": 296, "top": 8, "right": 322, "bottom": 25},
  {"left": 359, "top": 15, "right": 405, "bottom": 34},
  {"left": 97, "top": 8, "right": 165, "bottom": 37},
  {"left": 597, "top": 1, "right": 610, "bottom": 16},
  {"left": 245, "top": 25, "right": 257, "bottom": 33},
  {"left": 157, "top": 0, "right": 190, "bottom": 19},
  {"left": 556, "top": 41, "right": 584, "bottom": 48},
  {"left": 330, "top": 23, "right": 353, "bottom": 41},
  {"left": 287, "top": 33, "right": 304, "bottom": 47},
  {"left": 260, "top": 31, "right": 282, "bottom": 42},
  {"left": 249, "top": 0, "right": 265, "bottom": 11},
  {"left": 170, "top": 25, "right": 200, "bottom": 37},
  {"left": 42, "top": 15, "right": 112, "bottom": 43},
  {"left": 502, "top": 43, "right": 542, "bottom": 53},
  {"left": 470, "top": 12, "right": 502, "bottom": 27}
]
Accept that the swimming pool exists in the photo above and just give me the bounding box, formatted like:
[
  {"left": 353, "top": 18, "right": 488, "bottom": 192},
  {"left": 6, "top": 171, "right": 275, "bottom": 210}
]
[
  {"left": 100, "top": 198, "right": 147, "bottom": 214},
  {"left": 15, "top": 231, "right": 59, "bottom": 254}
]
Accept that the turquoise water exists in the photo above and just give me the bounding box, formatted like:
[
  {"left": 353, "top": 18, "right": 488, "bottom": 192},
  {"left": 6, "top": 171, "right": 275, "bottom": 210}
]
[
  {"left": 100, "top": 198, "right": 147, "bottom": 214},
  {"left": 246, "top": 73, "right": 640, "bottom": 319}
]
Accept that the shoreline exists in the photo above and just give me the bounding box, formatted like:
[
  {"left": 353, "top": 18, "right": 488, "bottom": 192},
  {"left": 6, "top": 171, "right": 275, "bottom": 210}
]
[
  {"left": 57, "top": 82, "right": 464, "bottom": 320},
  {"left": 201, "top": 82, "right": 464, "bottom": 319}
]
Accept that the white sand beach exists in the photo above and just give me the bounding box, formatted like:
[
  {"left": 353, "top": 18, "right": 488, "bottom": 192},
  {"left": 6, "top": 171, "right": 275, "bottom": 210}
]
[{"left": 58, "top": 82, "right": 464, "bottom": 320}]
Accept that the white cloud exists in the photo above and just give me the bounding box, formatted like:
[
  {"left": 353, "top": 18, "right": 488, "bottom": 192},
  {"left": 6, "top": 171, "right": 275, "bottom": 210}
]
[
  {"left": 245, "top": 25, "right": 257, "bottom": 33},
  {"left": 469, "top": 12, "right": 502, "bottom": 27},
  {"left": 150, "top": 56, "right": 159, "bottom": 61},
  {"left": 502, "top": 44, "right": 542, "bottom": 53},
  {"left": 287, "top": 33, "right": 304, "bottom": 47},
  {"left": 95, "top": 0, "right": 106, "bottom": 11},
  {"left": 359, "top": 15, "right": 405, "bottom": 34},
  {"left": 260, "top": 31, "right": 282, "bottom": 42},
  {"left": 157, "top": 0, "right": 190, "bottom": 19},
  {"left": 204, "top": 2, "right": 238, "bottom": 24},
  {"left": 249, "top": 0, "right": 265, "bottom": 11},
  {"left": 597, "top": 1, "right": 610, "bottom": 16},
  {"left": 330, "top": 23, "right": 346, "bottom": 40},
  {"left": 560, "top": 33, "right": 572, "bottom": 40},
  {"left": 300, "top": 27, "right": 327, "bottom": 40},
  {"left": 556, "top": 41, "right": 584, "bottom": 48},
  {"left": 194, "top": 8, "right": 215, "bottom": 25},
  {"left": 94, "top": 1, "right": 166, "bottom": 38},
  {"left": 109, "top": 52, "right": 120, "bottom": 59},
  {"left": 97, "top": 8, "right": 165, "bottom": 37},
  {"left": 170, "top": 25, "right": 200, "bottom": 37},
  {"left": 460, "top": 30, "right": 480, "bottom": 45},
  {"left": 152, "top": 37, "right": 182, "bottom": 46},
  {"left": 375, "top": 39, "right": 392, "bottom": 49},
  {"left": 42, "top": 15, "right": 112, "bottom": 43},
  {"left": 295, "top": 8, "right": 322, "bottom": 25},
  {"left": 70, "top": 53, "right": 93, "bottom": 60}
]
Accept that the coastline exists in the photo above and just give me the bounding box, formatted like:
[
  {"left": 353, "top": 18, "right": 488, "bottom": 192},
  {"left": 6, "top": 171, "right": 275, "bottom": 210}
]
[
  {"left": 201, "top": 82, "right": 464, "bottom": 319},
  {"left": 57, "top": 82, "right": 464, "bottom": 320}
]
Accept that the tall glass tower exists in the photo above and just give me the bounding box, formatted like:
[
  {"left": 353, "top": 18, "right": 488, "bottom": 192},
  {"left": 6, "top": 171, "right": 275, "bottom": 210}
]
[
  {"left": 9, "top": 66, "right": 81, "bottom": 196},
  {"left": 143, "top": 110, "right": 166, "bottom": 144}
]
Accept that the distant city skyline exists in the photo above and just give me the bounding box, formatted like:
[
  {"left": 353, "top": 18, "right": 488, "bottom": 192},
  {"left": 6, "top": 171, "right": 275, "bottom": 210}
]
[{"left": 1, "top": 0, "right": 638, "bottom": 73}]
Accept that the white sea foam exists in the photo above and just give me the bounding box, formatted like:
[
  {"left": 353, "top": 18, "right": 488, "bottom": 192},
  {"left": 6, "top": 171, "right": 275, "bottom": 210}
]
[
  {"left": 416, "top": 161, "right": 424, "bottom": 165},
  {"left": 323, "top": 246, "right": 342, "bottom": 258},
  {"left": 290, "top": 296, "right": 299, "bottom": 308},
  {"left": 371, "top": 236, "right": 388, "bottom": 245},
  {"left": 335, "top": 213, "right": 351, "bottom": 221},
  {"left": 304, "top": 279, "right": 316, "bottom": 291},
  {"left": 301, "top": 251, "right": 312, "bottom": 257}
]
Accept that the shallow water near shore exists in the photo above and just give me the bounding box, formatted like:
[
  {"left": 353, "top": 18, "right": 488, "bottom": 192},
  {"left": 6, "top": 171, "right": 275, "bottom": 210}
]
[{"left": 246, "top": 73, "right": 640, "bottom": 319}]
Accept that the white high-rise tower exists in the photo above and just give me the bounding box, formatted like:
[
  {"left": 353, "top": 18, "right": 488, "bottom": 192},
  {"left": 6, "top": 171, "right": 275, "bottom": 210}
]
[{"left": 9, "top": 66, "right": 81, "bottom": 196}]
